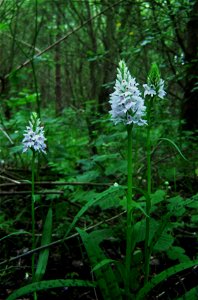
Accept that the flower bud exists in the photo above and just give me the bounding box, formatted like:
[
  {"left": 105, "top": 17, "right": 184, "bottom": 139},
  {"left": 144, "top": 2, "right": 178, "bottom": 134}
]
[{"left": 143, "top": 63, "right": 166, "bottom": 99}]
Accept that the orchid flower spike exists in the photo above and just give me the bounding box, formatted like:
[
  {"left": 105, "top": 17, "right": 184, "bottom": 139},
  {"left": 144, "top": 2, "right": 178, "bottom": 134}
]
[
  {"left": 109, "top": 60, "right": 147, "bottom": 126},
  {"left": 22, "top": 112, "right": 47, "bottom": 154},
  {"left": 143, "top": 63, "right": 166, "bottom": 99}
]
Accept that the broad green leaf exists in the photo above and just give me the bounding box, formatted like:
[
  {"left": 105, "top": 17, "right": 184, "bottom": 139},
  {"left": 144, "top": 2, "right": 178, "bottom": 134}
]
[
  {"left": 154, "top": 232, "right": 174, "bottom": 251},
  {"left": 167, "top": 246, "right": 190, "bottom": 262},
  {"left": 167, "top": 195, "right": 185, "bottom": 216},
  {"left": 6, "top": 279, "right": 96, "bottom": 300},
  {"left": 130, "top": 200, "right": 149, "bottom": 217},
  {"left": 176, "top": 286, "right": 198, "bottom": 299},
  {"left": 7, "top": 93, "right": 38, "bottom": 107},
  {"left": 88, "top": 229, "right": 113, "bottom": 245},
  {"left": 150, "top": 189, "right": 166, "bottom": 206},
  {"left": 77, "top": 228, "right": 122, "bottom": 300},
  {"left": 149, "top": 213, "right": 171, "bottom": 251},
  {"left": 64, "top": 185, "right": 125, "bottom": 237},
  {"left": 192, "top": 215, "right": 198, "bottom": 223},
  {"left": 136, "top": 260, "right": 198, "bottom": 300},
  {"left": 34, "top": 207, "right": 52, "bottom": 282},
  {"left": 0, "top": 22, "right": 9, "bottom": 31}
]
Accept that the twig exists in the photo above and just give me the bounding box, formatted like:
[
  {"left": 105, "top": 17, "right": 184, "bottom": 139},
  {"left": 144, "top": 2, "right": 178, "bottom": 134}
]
[
  {"left": 0, "top": 181, "right": 112, "bottom": 187},
  {"left": 0, "top": 126, "right": 14, "bottom": 144},
  {"left": 0, "top": 190, "right": 63, "bottom": 195},
  {"left": 0, "top": 175, "right": 20, "bottom": 184},
  {"left": 4, "top": 0, "right": 124, "bottom": 80},
  {"left": 0, "top": 211, "right": 126, "bottom": 267},
  {"left": 4, "top": 33, "right": 41, "bottom": 53}
]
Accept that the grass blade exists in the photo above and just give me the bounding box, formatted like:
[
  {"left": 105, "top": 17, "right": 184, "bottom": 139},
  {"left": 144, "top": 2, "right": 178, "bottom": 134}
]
[
  {"left": 34, "top": 207, "right": 52, "bottom": 282},
  {"left": 6, "top": 279, "right": 96, "bottom": 300},
  {"left": 136, "top": 260, "right": 198, "bottom": 300},
  {"left": 77, "top": 228, "right": 122, "bottom": 300},
  {"left": 64, "top": 186, "right": 122, "bottom": 237},
  {"left": 159, "top": 138, "right": 188, "bottom": 161}
]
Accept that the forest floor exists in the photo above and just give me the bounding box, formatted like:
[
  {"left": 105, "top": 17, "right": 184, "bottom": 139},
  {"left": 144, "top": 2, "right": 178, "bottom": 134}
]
[{"left": 0, "top": 173, "right": 197, "bottom": 300}]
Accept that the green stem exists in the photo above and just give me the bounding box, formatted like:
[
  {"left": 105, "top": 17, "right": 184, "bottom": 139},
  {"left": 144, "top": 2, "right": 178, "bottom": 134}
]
[
  {"left": 31, "top": 150, "right": 36, "bottom": 282},
  {"left": 125, "top": 124, "right": 133, "bottom": 298},
  {"left": 144, "top": 104, "right": 152, "bottom": 283}
]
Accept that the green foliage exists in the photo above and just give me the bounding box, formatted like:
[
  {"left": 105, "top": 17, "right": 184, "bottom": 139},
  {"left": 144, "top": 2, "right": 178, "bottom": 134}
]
[
  {"left": 6, "top": 279, "right": 96, "bottom": 300},
  {"left": 77, "top": 228, "right": 122, "bottom": 300},
  {"left": 176, "top": 286, "right": 198, "bottom": 300},
  {"left": 65, "top": 185, "right": 125, "bottom": 238},
  {"left": 0, "top": 0, "right": 197, "bottom": 298},
  {"left": 34, "top": 207, "right": 53, "bottom": 282},
  {"left": 136, "top": 260, "right": 198, "bottom": 300},
  {"left": 7, "top": 91, "right": 38, "bottom": 108}
]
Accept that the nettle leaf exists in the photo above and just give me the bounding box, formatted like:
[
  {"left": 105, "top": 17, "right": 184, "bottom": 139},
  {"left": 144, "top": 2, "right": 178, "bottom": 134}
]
[
  {"left": 151, "top": 189, "right": 166, "bottom": 206},
  {"left": 89, "top": 229, "right": 113, "bottom": 245},
  {"left": 154, "top": 231, "right": 174, "bottom": 251},
  {"left": 138, "top": 189, "right": 165, "bottom": 213},
  {"left": 71, "top": 189, "right": 97, "bottom": 203},
  {"left": 187, "top": 193, "right": 198, "bottom": 209},
  {"left": 135, "top": 219, "right": 160, "bottom": 244},
  {"left": 191, "top": 215, "right": 198, "bottom": 224},
  {"left": 97, "top": 185, "right": 126, "bottom": 210},
  {"left": 65, "top": 185, "right": 124, "bottom": 237},
  {"left": 167, "top": 196, "right": 186, "bottom": 216},
  {"left": 167, "top": 246, "right": 190, "bottom": 263},
  {"left": 92, "top": 153, "right": 119, "bottom": 162},
  {"left": 105, "top": 160, "right": 127, "bottom": 176},
  {"left": 75, "top": 170, "right": 100, "bottom": 182}
]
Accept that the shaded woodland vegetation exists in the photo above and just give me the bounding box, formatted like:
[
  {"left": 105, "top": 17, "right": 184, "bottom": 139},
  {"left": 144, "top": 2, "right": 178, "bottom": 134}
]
[{"left": 0, "top": 0, "right": 197, "bottom": 299}]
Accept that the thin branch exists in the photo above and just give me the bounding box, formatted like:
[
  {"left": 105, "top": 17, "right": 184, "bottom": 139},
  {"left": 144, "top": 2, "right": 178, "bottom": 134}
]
[
  {"left": 0, "top": 211, "right": 126, "bottom": 267},
  {"left": 0, "top": 126, "right": 14, "bottom": 144},
  {"left": 4, "top": 33, "right": 41, "bottom": 53},
  {"left": 0, "top": 181, "right": 112, "bottom": 187},
  {"left": 4, "top": 0, "right": 124, "bottom": 79},
  {"left": 0, "top": 191, "right": 63, "bottom": 195},
  {"left": 0, "top": 175, "right": 20, "bottom": 184}
]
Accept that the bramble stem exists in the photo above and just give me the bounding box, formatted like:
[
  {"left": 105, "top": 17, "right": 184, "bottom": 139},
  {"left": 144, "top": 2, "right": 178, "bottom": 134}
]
[{"left": 125, "top": 124, "right": 133, "bottom": 298}]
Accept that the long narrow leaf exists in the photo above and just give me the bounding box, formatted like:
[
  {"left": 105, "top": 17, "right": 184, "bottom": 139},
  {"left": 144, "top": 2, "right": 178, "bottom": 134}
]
[
  {"left": 159, "top": 138, "right": 188, "bottom": 161},
  {"left": 6, "top": 279, "right": 96, "bottom": 300},
  {"left": 64, "top": 186, "right": 122, "bottom": 237},
  {"left": 77, "top": 228, "right": 122, "bottom": 300},
  {"left": 136, "top": 260, "right": 198, "bottom": 300},
  {"left": 92, "top": 258, "right": 115, "bottom": 272},
  {"left": 34, "top": 207, "right": 53, "bottom": 282},
  {"left": 0, "top": 230, "right": 29, "bottom": 242}
]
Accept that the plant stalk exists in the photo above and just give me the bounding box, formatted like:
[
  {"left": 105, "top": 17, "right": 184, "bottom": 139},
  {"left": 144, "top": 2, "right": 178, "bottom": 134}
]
[
  {"left": 144, "top": 104, "right": 152, "bottom": 283},
  {"left": 125, "top": 124, "right": 133, "bottom": 298},
  {"left": 31, "top": 150, "right": 37, "bottom": 300}
]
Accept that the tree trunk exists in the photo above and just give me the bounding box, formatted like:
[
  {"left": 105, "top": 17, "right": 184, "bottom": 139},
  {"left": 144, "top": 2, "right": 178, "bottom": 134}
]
[
  {"left": 55, "top": 8, "right": 62, "bottom": 115},
  {"left": 182, "top": 0, "right": 198, "bottom": 132}
]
